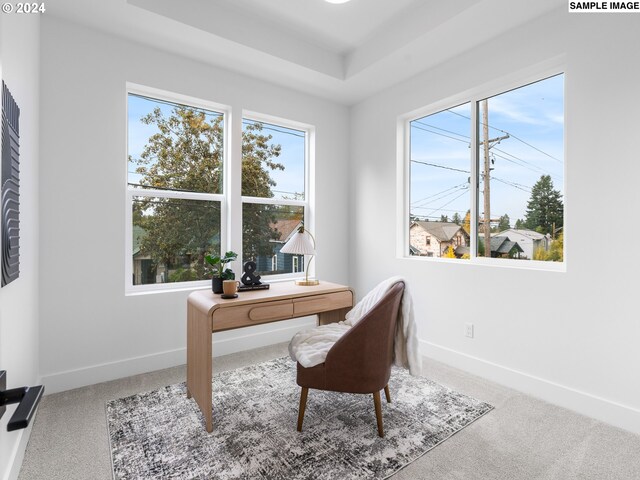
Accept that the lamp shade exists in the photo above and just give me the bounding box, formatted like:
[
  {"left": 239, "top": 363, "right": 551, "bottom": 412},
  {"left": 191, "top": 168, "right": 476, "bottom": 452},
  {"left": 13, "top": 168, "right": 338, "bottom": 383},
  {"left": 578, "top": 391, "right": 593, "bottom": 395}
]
[{"left": 280, "top": 229, "right": 315, "bottom": 255}]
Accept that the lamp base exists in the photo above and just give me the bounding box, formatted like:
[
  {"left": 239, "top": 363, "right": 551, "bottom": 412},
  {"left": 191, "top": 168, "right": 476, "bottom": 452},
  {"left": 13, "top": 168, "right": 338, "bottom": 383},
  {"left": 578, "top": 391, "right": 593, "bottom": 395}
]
[{"left": 294, "top": 279, "right": 320, "bottom": 286}]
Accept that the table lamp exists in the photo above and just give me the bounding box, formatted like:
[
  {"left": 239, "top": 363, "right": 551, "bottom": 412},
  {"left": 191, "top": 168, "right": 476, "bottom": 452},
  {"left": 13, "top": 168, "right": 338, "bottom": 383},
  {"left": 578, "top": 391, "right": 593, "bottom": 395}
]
[{"left": 280, "top": 225, "right": 319, "bottom": 286}]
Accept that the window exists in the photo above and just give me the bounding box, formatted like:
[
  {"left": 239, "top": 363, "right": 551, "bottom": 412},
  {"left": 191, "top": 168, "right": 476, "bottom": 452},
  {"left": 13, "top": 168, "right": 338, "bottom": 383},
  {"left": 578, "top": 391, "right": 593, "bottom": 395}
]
[
  {"left": 128, "top": 92, "right": 224, "bottom": 287},
  {"left": 407, "top": 73, "right": 564, "bottom": 266},
  {"left": 241, "top": 118, "right": 308, "bottom": 278},
  {"left": 126, "top": 87, "right": 313, "bottom": 291}
]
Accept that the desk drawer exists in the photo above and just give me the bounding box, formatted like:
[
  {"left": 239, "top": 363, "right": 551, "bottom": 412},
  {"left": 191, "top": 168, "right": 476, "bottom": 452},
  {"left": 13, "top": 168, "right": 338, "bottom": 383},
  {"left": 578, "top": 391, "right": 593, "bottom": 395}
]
[
  {"left": 212, "top": 300, "right": 293, "bottom": 331},
  {"left": 293, "top": 290, "right": 353, "bottom": 317}
]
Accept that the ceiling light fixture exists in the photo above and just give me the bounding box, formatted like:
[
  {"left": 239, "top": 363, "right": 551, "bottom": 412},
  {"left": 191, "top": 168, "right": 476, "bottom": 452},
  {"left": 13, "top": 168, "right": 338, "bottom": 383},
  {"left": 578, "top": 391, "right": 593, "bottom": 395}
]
[{"left": 324, "top": 0, "right": 351, "bottom": 4}]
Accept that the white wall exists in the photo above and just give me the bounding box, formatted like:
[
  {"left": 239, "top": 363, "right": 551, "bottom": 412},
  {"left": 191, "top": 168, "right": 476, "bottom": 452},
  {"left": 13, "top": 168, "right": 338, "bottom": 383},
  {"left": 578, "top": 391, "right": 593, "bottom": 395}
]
[
  {"left": 38, "top": 17, "right": 350, "bottom": 393},
  {"left": 0, "top": 11, "right": 40, "bottom": 480},
  {"left": 349, "top": 9, "right": 640, "bottom": 434}
]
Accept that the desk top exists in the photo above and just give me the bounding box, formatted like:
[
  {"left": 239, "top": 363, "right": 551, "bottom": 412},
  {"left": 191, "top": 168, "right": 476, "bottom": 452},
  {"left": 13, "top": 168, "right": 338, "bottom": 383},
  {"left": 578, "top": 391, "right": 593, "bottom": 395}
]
[{"left": 188, "top": 280, "right": 353, "bottom": 316}]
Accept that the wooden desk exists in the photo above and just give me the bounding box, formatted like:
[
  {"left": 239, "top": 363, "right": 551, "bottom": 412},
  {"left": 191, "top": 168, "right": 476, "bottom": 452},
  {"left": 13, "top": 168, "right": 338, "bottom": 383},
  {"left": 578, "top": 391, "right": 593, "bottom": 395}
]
[{"left": 186, "top": 281, "right": 354, "bottom": 432}]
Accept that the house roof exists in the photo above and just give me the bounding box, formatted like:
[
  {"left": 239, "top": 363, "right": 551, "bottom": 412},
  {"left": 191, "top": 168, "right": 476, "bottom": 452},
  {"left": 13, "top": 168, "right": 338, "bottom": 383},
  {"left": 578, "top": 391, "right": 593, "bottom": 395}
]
[
  {"left": 412, "top": 221, "right": 464, "bottom": 242},
  {"left": 491, "top": 236, "right": 524, "bottom": 254},
  {"left": 270, "top": 218, "right": 303, "bottom": 243},
  {"left": 494, "top": 229, "right": 546, "bottom": 240}
]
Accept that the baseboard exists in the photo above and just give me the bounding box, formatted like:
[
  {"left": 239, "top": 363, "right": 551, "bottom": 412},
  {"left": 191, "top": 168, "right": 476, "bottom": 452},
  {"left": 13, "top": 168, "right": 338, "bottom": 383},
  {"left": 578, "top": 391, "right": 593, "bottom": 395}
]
[
  {"left": 422, "top": 340, "right": 640, "bottom": 435},
  {"left": 41, "top": 318, "right": 314, "bottom": 394},
  {"left": 2, "top": 416, "right": 34, "bottom": 480}
]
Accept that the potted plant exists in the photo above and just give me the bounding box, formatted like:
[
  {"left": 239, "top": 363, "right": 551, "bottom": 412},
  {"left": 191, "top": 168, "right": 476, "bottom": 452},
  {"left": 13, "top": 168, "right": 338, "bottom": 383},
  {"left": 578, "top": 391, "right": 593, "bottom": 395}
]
[{"left": 205, "top": 251, "right": 238, "bottom": 293}]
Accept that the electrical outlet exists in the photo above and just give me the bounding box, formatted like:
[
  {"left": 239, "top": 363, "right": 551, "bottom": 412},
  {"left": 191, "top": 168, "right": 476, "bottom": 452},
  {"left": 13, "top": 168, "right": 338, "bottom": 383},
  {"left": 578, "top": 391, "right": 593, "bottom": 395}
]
[{"left": 465, "top": 323, "right": 474, "bottom": 338}]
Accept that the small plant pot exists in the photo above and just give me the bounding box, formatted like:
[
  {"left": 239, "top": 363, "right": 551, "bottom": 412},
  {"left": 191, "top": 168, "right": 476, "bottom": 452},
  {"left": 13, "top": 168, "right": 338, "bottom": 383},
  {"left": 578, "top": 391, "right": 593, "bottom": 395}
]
[
  {"left": 212, "top": 273, "right": 235, "bottom": 293},
  {"left": 212, "top": 277, "right": 223, "bottom": 294}
]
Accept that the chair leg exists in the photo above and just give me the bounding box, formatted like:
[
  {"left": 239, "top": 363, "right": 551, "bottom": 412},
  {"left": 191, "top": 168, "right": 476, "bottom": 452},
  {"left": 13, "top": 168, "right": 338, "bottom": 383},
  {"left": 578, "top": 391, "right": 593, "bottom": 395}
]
[
  {"left": 384, "top": 385, "right": 391, "bottom": 403},
  {"left": 297, "top": 387, "right": 309, "bottom": 432},
  {"left": 373, "top": 391, "right": 384, "bottom": 438}
]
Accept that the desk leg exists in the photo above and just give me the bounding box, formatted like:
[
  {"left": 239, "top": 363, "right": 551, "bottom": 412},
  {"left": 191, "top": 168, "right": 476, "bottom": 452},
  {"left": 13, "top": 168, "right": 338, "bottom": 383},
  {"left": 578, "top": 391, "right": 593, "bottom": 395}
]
[
  {"left": 187, "top": 302, "right": 213, "bottom": 433},
  {"left": 318, "top": 307, "right": 351, "bottom": 326}
]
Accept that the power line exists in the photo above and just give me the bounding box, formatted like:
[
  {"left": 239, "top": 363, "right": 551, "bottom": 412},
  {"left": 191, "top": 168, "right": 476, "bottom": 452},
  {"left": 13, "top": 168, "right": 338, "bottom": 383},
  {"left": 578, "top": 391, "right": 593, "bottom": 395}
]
[
  {"left": 445, "top": 107, "right": 562, "bottom": 163},
  {"left": 243, "top": 120, "right": 305, "bottom": 138},
  {"left": 421, "top": 190, "right": 469, "bottom": 218},
  {"left": 129, "top": 93, "right": 223, "bottom": 119},
  {"left": 411, "top": 124, "right": 469, "bottom": 145},
  {"left": 410, "top": 159, "right": 469, "bottom": 174},
  {"left": 412, "top": 120, "right": 469, "bottom": 141},
  {"left": 411, "top": 182, "right": 468, "bottom": 205},
  {"left": 412, "top": 185, "right": 468, "bottom": 209},
  {"left": 411, "top": 119, "right": 560, "bottom": 179}
]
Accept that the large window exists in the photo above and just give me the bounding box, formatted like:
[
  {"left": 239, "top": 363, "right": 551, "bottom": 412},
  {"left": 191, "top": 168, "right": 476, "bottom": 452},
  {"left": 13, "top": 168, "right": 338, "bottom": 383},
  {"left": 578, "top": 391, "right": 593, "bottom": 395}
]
[
  {"left": 241, "top": 118, "right": 307, "bottom": 277},
  {"left": 408, "top": 73, "right": 564, "bottom": 266},
  {"left": 127, "top": 88, "right": 311, "bottom": 291}
]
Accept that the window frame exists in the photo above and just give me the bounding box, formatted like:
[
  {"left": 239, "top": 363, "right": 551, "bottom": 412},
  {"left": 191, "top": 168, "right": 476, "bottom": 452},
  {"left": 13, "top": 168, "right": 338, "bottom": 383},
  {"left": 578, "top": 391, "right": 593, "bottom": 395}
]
[
  {"left": 125, "top": 84, "right": 314, "bottom": 294},
  {"left": 240, "top": 110, "right": 314, "bottom": 283},
  {"left": 398, "top": 63, "right": 566, "bottom": 272}
]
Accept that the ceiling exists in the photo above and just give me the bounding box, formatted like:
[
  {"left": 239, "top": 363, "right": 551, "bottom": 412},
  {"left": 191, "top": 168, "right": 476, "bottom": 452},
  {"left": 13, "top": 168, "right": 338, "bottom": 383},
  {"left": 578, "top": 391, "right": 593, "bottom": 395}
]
[{"left": 49, "top": 0, "right": 565, "bottom": 105}]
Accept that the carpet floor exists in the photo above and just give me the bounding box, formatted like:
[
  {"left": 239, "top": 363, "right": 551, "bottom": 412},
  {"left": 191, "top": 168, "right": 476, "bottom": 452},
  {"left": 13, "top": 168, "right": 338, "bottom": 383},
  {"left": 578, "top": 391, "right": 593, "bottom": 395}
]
[
  {"left": 106, "top": 357, "right": 492, "bottom": 479},
  {"left": 18, "top": 343, "right": 640, "bottom": 480}
]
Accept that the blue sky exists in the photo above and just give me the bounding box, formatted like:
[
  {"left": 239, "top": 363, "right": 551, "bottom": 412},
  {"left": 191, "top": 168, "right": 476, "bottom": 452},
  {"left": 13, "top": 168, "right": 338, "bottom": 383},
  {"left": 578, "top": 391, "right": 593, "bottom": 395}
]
[
  {"left": 410, "top": 74, "right": 564, "bottom": 225},
  {"left": 128, "top": 94, "right": 305, "bottom": 199}
]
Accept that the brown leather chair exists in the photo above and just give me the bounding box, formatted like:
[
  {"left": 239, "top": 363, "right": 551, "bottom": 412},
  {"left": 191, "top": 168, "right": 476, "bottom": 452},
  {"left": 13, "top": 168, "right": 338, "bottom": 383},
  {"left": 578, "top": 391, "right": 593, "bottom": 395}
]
[{"left": 296, "top": 281, "right": 405, "bottom": 438}]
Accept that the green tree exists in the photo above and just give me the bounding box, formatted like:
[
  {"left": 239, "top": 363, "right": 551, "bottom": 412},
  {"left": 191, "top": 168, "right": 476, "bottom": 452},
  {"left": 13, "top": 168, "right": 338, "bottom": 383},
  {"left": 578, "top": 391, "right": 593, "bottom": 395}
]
[
  {"left": 440, "top": 214, "right": 449, "bottom": 222},
  {"left": 131, "top": 105, "right": 283, "bottom": 279},
  {"left": 524, "top": 175, "right": 563, "bottom": 235},
  {"left": 495, "top": 214, "right": 510, "bottom": 232},
  {"left": 452, "top": 212, "right": 462, "bottom": 225}
]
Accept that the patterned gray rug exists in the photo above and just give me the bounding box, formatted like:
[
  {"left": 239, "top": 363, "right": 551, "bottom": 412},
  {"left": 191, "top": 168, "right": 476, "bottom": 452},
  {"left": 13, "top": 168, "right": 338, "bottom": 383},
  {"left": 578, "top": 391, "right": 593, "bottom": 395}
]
[{"left": 107, "top": 357, "right": 492, "bottom": 479}]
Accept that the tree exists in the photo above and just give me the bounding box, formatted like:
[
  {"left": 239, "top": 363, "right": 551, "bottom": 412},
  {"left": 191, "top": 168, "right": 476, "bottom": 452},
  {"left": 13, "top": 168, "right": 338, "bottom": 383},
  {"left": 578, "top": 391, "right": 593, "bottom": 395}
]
[
  {"left": 440, "top": 214, "right": 449, "bottom": 222},
  {"left": 452, "top": 212, "right": 462, "bottom": 225},
  {"left": 524, "top": 175, "right": 563, "bottom": 235},
  {"left": 462, "top": 210, "right": 471, "bottom": 235},
  {"left": 514, "top": 218, "right": 525, "bottom": 229},
  {"left": 443, "top": 245, "right": 456, "bottom": 258},
  {"left": 496, "top": 214, "right": 510, "bottom": 232},
  {"left": 131, "top": 105, "right": 283, "bottom": 280},
  {"left": 534, "top": 232, "right": 563, "bottom": 262}
]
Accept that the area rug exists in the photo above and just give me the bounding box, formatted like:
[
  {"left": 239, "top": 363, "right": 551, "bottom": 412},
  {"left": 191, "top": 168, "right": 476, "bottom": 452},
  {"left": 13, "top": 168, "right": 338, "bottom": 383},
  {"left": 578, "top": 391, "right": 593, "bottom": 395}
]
[{"left": 106, "top": 357, "right": 492, "bottom": 479}]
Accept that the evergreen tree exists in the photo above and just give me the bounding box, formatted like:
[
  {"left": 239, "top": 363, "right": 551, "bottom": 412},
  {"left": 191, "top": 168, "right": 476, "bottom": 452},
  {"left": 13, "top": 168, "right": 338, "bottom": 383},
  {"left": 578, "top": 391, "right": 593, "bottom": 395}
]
[
  {"left": 496, "top": 214, "right": 510, "bottom": 232},
  {"left": 524, "top": 175, "right": 563, "bottom": 235}
]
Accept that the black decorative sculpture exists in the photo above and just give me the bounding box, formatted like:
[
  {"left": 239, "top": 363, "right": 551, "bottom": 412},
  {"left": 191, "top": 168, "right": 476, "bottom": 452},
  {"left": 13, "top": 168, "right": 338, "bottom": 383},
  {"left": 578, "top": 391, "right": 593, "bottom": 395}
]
[{"left": 241, "top": 261, "right": 262, "bottom": 286}]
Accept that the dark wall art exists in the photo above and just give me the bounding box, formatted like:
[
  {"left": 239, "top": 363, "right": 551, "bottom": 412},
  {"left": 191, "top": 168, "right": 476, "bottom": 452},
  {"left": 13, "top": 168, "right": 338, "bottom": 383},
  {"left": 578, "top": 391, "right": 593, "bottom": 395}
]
[{"left": 1, "top": 81, "right": 20, "bottom": 287}]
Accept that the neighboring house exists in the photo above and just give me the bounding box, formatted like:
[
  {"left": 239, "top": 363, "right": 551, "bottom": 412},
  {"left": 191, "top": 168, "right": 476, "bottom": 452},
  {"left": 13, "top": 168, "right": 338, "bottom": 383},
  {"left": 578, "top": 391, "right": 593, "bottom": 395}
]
[
  {"left": 254, "top": 218, "right": 305, "bottom": 275},
  {"left": 492, "top": 229, "right": 550, "bottom": 260},
  {"left": 409, "top": 221, "right": 469, "bottom": 257},
  {"left": 489, "top": 236, "right": 525, "bottom": 259}
]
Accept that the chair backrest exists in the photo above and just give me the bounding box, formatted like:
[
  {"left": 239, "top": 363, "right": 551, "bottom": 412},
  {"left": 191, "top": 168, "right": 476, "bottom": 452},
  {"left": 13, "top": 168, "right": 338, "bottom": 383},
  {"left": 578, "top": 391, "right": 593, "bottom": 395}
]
[{"left": 325, "top": 281, "right": 405, "bottom": 394}]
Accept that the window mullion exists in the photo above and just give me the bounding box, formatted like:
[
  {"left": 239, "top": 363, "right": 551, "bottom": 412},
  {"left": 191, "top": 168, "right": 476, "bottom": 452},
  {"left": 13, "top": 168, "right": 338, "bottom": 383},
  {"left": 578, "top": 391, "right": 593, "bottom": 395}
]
[
  {"left": 470, "top": 99, "right": 479, "bottom": 260},
  {"left": 228, "top": 106, "right": 244, "bottom": 274}
]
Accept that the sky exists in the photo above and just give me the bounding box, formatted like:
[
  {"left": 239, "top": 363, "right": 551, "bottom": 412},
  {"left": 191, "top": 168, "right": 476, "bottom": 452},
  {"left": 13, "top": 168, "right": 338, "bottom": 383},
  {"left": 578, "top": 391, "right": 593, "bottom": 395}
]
[
  {"left": 127, "top": 94, "right": 305, "bottom": 200},
  {"left": 410, "top": 73, "right": 564, "bottom": 227}
]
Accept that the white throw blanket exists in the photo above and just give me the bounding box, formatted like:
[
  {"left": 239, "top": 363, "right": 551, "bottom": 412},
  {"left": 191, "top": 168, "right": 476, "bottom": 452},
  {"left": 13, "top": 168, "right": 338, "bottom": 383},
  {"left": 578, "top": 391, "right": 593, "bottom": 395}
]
[{"left": 288, "top": 276, "right": 421, "bottom": 376}]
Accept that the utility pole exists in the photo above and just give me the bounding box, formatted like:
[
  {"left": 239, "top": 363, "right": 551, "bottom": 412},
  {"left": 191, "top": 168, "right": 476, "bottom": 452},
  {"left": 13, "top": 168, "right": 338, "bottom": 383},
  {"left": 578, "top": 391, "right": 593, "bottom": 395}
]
[
  {"left": 480, "top": 100, "right": 509, "bottom": 258},
  {"left": 482, "top": 100, "right": 491, "bottom": 257}
]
